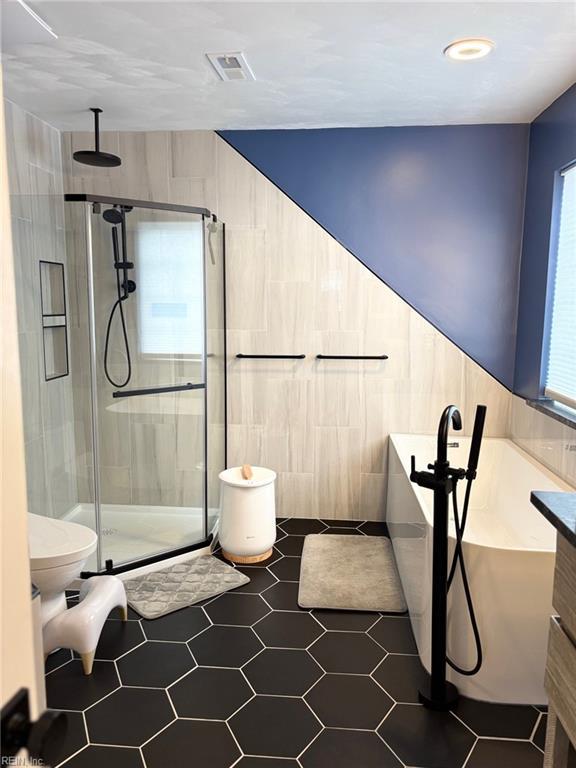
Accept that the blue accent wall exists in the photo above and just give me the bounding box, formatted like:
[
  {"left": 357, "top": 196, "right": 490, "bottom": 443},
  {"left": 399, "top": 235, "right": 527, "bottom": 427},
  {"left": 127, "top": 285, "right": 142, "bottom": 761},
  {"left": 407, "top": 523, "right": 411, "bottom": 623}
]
[
  {"left": 514, "top": 84, "right": 576, "bottom": 399},
  {"left": 220, "top": 124, "right": 529, "bottom": 388}
]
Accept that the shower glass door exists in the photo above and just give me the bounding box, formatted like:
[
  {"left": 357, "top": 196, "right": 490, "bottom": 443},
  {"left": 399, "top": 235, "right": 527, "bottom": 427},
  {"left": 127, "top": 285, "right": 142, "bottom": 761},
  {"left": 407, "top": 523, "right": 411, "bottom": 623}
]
[{"left": 84, "top": 200, "right": 223, "bottom": 571}]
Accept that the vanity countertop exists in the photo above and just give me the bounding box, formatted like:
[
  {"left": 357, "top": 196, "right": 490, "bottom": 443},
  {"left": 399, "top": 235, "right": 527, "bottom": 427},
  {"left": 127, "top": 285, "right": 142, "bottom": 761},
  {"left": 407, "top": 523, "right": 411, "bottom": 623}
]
[{"left": 531, "top": 491, "right": 576, "bottom": 548}]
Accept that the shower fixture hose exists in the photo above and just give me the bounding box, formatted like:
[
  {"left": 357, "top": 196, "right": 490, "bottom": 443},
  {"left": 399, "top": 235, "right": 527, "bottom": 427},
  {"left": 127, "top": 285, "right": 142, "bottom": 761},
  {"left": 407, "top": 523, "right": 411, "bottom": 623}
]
[
  {"left": 446, "top": 475, "right": 483, "bottom": 676},
  {"left": 104, "top": 225, "right": 132, "bottom": 388}
]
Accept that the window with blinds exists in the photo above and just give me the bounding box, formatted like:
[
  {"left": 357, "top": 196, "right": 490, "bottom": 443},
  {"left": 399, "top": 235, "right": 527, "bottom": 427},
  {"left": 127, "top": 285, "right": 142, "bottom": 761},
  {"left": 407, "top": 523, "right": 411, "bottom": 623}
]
[
  {"left": 545, "top": 163, "right": 576, "bottom": 410},
  {"left": 136, "top": 220, "right": 204, "bottom": 357}
]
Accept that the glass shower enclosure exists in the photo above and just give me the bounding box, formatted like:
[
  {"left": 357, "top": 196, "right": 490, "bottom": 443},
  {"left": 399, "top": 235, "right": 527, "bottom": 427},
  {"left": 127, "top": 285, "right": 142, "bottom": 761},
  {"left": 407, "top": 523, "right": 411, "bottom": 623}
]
[{"left": 64, "top": 194, "right": 226, "bottom": 574}]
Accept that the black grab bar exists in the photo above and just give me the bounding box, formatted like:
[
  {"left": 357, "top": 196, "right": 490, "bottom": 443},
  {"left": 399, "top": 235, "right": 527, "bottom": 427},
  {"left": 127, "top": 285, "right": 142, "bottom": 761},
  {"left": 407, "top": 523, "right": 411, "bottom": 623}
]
[
  {"left": 316, "top": 354, "right": 388, "bottom": 360},
  {"left": 112, "top": 382, "right": 205, "bottom": 398},
  {"left": 236, "top": 354, "right": 306, "bottom": 359}
]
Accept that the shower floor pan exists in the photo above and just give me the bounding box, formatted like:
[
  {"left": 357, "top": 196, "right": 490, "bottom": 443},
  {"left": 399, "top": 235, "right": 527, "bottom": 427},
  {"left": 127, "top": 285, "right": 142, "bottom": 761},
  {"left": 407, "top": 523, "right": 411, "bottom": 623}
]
[{"left": 65, "top": 503, "right": 218, "bottom": 571}]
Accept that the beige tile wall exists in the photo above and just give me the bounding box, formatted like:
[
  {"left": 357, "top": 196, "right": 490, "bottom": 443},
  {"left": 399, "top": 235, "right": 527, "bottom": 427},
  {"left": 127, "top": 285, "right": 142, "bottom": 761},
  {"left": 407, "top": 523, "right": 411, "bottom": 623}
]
[
  {"left": 62, "top": 128, "right": 513, "bottom": 520},
  {"left": 510, "top": 396, "right": 576, "bottom": 487},
  {"left": 4, "top": 100, "right": 78, "bottom": 518}
]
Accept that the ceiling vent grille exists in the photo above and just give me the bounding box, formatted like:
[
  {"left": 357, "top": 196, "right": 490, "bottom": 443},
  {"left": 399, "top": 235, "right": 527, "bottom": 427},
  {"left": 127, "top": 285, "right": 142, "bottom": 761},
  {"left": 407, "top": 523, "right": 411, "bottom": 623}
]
[{"left": 206, "top": 52, "right": 255, "bottom": 82}]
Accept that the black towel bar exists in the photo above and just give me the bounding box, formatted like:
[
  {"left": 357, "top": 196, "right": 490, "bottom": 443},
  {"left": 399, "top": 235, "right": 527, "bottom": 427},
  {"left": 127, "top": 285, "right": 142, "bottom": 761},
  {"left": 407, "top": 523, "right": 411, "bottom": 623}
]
[
  {"left": 316, "top": 354, "right": 389, "bottom": 360},
  {"left": 236, "top": 354, "right": 306, "bottom": 359}
]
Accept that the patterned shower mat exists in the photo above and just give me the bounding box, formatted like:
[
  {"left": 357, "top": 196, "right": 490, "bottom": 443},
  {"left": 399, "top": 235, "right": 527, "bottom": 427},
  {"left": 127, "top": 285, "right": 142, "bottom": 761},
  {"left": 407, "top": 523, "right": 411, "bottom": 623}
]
[{"left": 124, "top": 555, "right": 250, "bottom": 619}]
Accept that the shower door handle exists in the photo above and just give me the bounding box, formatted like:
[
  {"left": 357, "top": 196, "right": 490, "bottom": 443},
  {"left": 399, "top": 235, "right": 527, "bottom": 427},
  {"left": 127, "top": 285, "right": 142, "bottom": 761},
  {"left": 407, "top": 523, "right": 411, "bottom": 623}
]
[{"left": 112, "top": 382, "right": 205, "bottom": 398}]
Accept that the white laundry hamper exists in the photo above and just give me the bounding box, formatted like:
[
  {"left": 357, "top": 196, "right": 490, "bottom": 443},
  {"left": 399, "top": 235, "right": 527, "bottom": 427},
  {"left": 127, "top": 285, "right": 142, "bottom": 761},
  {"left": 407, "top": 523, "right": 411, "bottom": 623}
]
[{"left": 219, "top": 466, "right": 277, "bottom": 564}]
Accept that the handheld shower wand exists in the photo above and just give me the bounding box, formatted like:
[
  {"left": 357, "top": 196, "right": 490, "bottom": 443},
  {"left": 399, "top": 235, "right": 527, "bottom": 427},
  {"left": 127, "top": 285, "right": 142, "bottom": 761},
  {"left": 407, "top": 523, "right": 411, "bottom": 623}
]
[
  {"left": 445, "top": 405, "right": 487, "bottom": 678},
  {"left": 102, "top": 206, "right": 135, "bottom": 388}
]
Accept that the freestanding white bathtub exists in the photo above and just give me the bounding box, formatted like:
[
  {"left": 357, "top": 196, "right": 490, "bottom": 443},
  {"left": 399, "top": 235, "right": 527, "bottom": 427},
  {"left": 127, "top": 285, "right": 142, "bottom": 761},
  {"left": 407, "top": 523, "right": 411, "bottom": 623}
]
[{"left": 387, "top": 434, "right": 573, "bottom": 705}]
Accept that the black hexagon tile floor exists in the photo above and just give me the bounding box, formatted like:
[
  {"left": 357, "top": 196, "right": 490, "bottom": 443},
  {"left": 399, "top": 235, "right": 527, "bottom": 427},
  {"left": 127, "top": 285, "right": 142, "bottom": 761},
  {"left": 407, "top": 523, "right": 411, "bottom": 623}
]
[
  {"left": 243, "top": 648, "right": 323, "bottom": 695},
  {"left": 140, "top": 605, "right": 209, "bottom": 641},
  {"left": 169, "top": 667, "right": 253, "bottom": 719},
  {"left": 301, "top": 728, "right": 401, "bottom": 768},
  {"left": 117, "top": 640, "right": 195, "bottom": 687},
  {"left": 144, "top": 719, "right": 240, "bottom": 768},
  {"left": 233, "top": 566, "right": 278, "bottom": 593},
  {"left": 368, "top": 615, "right": 418, "bottom": 653},
  {"left": 229, "top": 696, "right": 321, "bottom": 758},
  {"left": 48, "top": 520, "right": 546, "bottom": 768},
  {"left": 253, "top": 611, "right": 323, "bottom": 649},
  {"left": 312, "top": 608, "right": 377, "bottom": 632},
  {"left": 85, "top": 687, "right": 174, "bottom": 746},
  {"left": 305, "top": 674, "right": 393, "bottom": 729},
  {"left": 262, "top": 580, "right": 302, "bottom": 610},
  {"left": 46, "top": 659, "right": 119, "bottom": 711},
  {"left": 204, "top": 592, "right": 271, "bottom": 626},
  {"left": 188, "top": 624, "right": 263, "bottom": 667},
  {"left": 372, "top": 653, "right": 429, "bottom": 703},
  {"left": 59, "top": 745, "right": 145, "bottom": 767},
  {"left": 268, "top": 556, "right": 301, "bottom": 581},
  {"left": 309, "top": 630, "right": 385, "bottom": 673}
]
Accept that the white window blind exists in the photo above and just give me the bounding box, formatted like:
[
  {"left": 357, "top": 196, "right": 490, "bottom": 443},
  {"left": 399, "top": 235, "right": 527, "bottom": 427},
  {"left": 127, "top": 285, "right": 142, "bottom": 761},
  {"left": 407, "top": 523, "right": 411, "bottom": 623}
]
[
  {"left": 545, "top": 164, "right": 576, "bottom": 410},
  {"left": 136, "top": 221, "right": 204, "bottom": 356}
]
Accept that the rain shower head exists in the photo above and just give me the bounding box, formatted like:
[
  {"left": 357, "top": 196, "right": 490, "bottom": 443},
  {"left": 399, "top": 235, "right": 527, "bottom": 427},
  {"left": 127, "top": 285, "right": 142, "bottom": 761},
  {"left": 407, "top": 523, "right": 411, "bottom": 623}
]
[{"left": 73, "top": 108, "right": 122, "bottom": 168}]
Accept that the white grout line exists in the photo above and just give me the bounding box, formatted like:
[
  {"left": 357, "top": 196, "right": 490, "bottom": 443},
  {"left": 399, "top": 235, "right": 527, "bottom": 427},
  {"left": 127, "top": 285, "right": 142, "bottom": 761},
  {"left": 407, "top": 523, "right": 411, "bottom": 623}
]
[
  {"left": 224, "top": 721, "right": 244, "bottom": 762},
  {"left": 223, "top": 692, "right": 256, "bottom": 722},
  {"left": 81, "top": 682, "right": 123, "bottom": 713},
  {"left": 103, "top": 636, "right": 148, "bottom": 663},
  {"left": 239, "top": 645, "right": 267, "bottom": 671},
  {"left": 460, "top": 735, "right": 479, "bottom": 768},
  {"left": 450, "top": 708, "right": 483, "bottom": 738},
  {"left": 296, "top": 724, "right": 325, "bottom": 761},
  {"left": 54, "top": 744, "right": 87, "bottom": 768},
  {"left": 239, "top": 666, "right": 257, "bottom": 696},
  {"left": 476, "top": 734, "right": 546, "bottom": 743},
  {"left": 529, "top": 710, "right": 544, "bottom": 742},
  {"left": 374, "top": 700, "right": 397, "bottom": 732},
  {"left": 302, "top": 695, "right": 325, "bottom": 729},
  {"left": 44, "top": 653, "right": 75, "bottom": 677},
  {"left": 374, "top": 726, "right": 409, "bottom": 768},
  {"left": 165, "top": 685, "right": 179, "bottom": 718},
  {"left": 137, "top": 715, "right": 177, "bottom": 750}
]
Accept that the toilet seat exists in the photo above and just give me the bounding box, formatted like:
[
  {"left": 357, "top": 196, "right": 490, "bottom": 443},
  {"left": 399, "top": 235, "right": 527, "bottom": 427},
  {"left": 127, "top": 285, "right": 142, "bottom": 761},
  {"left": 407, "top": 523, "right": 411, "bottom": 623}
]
[{"left": 29, "top": 514, "right": 97, "bottom": 570}]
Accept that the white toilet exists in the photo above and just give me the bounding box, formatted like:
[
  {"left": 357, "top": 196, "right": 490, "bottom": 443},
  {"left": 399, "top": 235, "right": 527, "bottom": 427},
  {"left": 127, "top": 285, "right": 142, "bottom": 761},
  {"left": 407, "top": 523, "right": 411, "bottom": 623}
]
[{"left": 28, "top": 514, "right": 98, "bottom": 625}]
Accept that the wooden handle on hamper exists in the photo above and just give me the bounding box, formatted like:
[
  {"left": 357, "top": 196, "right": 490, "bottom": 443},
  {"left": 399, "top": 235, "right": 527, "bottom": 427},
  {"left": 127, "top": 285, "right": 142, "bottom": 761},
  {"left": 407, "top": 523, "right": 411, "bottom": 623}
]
[{"left": 241, "top": 464, "right": 253, "bottom": 480}]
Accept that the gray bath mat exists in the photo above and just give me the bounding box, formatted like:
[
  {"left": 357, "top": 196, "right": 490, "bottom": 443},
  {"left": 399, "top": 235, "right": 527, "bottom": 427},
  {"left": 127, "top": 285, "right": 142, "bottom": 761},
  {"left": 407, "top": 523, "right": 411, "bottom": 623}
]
[
  {"left": 298, "top": 534, "right": 407, "bottom": 613},
  {"left": 124, "top": 555, "right": 250, "bottom": 619}
]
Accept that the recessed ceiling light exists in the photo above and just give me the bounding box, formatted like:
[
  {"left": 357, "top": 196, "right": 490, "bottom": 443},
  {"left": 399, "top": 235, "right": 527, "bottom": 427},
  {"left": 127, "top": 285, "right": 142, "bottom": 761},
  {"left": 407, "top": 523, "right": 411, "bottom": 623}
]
[{"left": 443, "top": 38, "right": 495, "bottom": 61}]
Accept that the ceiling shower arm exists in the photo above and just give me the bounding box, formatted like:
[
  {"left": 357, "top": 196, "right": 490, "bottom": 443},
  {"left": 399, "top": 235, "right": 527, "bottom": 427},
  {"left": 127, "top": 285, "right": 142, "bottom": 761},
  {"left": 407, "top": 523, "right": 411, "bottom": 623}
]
[{"left": 91, "top": 108, "right": 102, "bottom": 152}]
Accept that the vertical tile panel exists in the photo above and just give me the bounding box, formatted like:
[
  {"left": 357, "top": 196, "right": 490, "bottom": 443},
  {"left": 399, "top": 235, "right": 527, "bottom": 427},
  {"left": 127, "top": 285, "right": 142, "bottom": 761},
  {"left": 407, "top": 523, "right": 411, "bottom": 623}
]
[
  {"left": 360, "top": 473, "right": 388, "bottom": 521},
  {"left": 314, "top": 427, "right": 362, "bottom": 520}
]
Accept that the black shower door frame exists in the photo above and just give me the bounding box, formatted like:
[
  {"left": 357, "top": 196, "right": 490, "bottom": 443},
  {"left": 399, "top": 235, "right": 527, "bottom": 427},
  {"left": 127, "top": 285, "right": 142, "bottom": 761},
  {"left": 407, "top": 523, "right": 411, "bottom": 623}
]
[{"left": 65, "top": 194, "right": 227, "bottom": 576}]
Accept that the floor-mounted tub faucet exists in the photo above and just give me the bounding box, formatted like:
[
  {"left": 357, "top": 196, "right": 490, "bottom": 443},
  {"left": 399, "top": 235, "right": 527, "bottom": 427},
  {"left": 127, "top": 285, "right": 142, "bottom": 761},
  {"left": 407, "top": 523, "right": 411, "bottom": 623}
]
[{"left": 410, "top": 404, "right": 487, "bottom": 711}]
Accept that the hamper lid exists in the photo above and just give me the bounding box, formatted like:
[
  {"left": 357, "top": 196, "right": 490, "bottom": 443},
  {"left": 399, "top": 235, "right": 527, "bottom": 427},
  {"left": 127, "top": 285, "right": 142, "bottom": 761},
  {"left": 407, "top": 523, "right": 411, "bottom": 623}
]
[{"left": 219, "top": 466, "right": 276, "bottom": 488}]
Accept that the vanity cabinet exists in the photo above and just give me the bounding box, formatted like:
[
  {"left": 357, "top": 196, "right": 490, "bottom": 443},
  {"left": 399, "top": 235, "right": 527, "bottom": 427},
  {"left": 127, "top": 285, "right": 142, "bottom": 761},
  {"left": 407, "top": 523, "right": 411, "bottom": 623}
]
[{"left": 531, "top": 492, "right": 576, "bottom": 768}]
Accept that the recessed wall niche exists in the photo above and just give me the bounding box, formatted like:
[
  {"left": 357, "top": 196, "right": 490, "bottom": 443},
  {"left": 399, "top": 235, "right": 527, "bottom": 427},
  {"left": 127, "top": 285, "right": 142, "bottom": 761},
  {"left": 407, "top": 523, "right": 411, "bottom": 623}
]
[{"left": 39, "top": 260, "right": 69, "bottom": 380}]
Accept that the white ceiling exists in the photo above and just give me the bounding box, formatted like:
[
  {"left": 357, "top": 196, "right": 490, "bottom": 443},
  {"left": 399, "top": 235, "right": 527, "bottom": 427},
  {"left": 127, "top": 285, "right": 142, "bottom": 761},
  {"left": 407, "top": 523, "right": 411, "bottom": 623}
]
[{"left": 2, "top": 1, "right": 575, "bottom": 130}]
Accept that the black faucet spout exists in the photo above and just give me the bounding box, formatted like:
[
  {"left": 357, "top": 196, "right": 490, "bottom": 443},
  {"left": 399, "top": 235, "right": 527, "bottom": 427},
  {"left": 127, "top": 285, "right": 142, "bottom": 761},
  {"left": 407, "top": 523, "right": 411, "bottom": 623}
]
[{"left": 437, "top": 405, "right": 462, "bottom": 465}]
